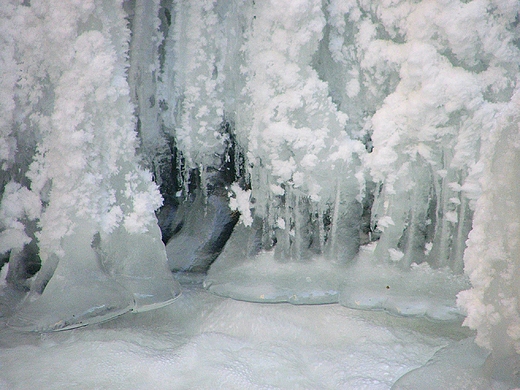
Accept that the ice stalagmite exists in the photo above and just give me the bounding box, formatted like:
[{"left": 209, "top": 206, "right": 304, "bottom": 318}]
[{"left": 2, "top": 0, "right": 179, "bottom": 332}]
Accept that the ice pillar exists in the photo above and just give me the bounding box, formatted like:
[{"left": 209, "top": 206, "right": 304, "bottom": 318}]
[
  {"left": 2, "top": 0, "right": 180, "bottom": 331},
  {"left": 458, "top": 89, "right": 520, "bottom": 384}
]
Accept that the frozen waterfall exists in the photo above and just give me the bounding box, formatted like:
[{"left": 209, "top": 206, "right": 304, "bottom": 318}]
[{"left": 1, "top": 0, "right": 520, "bottom": 387}]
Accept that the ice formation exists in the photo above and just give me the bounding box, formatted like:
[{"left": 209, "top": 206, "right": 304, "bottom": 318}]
[
  {"left": 1, "top": 0, "right": 520, "bottom": 387},
  {"left": 0, "top": 0, "right": 180, "bottom": 331}
]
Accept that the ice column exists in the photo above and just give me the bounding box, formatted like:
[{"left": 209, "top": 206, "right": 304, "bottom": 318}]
[
  {"left": 3, "top": 0, "right": 179, "bottom": 332},
  {"left": 233, "top": 0, "right": 364, "bottom": 262},
  {"left": 458, "top": 88, "right": 520, "bottom": 383},
  {"left": 324, "top": 0, "right": 520, "bottom": 273}
]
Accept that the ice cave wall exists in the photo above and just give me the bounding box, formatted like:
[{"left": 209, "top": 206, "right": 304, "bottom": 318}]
[{"left": 1, "top": 0, "right": 520, "bottom": 360}]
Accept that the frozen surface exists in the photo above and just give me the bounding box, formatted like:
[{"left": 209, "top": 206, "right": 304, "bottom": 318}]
[
  {"left": 339, "top": 246, "right": 470, "bottom": 321},
  {"left": 392, "top": 338, "right": 511, "bottom": 390},
  {"left": 205, "top": 242, "right": 469, "bottom": 321},
  {"left": 0, "top": 285, "right": 476, "bottom": 390},
  {"left": 1, "top": 0, "right": 520, "bottom": 384},
  {"left": 205, "top": 250, "right": 344, "bottom": 304}
]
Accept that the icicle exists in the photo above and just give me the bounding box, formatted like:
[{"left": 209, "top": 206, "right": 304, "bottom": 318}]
[
  {"left": 327, "top": 175, "right": 342, "bottom": 258},
  {"left": 127, "top": 0, "right": 167, "bottom": 167},
  {"left": 159, "top": 0, "right": 228, "bottom": 172}
]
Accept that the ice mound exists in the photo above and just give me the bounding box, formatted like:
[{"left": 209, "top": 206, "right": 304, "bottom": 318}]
[
  {"left": 6, "top": 223, "right": 181, "bottom": 332},
  {"left": 6, "top": 267, "right": 134, "bottom": 332},
  {"left": 98, "top": 224, "right": 182, "bottom": 313},
  {"left": 339, "top": 246, "right": 470, "bottom": 321},
  {"left": 204, "top": 251, "right": 343, "bottom": 304},
  {"left": 6, "top": 250, "right": 134, "bottom": 332}
]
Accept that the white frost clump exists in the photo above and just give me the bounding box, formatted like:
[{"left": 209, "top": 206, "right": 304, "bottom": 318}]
[
  {"left": 239, "top": 0, "right": 363, "bottom": 207},
  {"left": 228, "top": 183, "right": 252, "bottom": 227},
  {"left": 0, "top": 182, "right": 41, "bottom": 253}
]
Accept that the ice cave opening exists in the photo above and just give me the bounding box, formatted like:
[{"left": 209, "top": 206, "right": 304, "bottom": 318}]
[{"left": 1, "top": 0, "right": 520, "bottom": 388}]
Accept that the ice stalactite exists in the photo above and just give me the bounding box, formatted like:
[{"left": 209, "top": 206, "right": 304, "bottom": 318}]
[
  {"left": 124, "top": 0, "right": 183, "bottom": 246},
  {"left": 161, "top": 0, "right": 230, "bottom": 172},
  {"left": 1, "top": 0, "right": 180, "bottom": 332},
  {"left": 126, "top": 0, "right": 169, "bottom": 173}
]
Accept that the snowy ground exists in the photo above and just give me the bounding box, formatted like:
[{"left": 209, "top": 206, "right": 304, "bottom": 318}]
[{"left": 0, "top": 284, "right": 476, "bottom": 390}]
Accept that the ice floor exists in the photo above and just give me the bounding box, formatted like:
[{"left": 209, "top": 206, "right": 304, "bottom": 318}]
[{"left": 0, "top": 283, "right": 489, "bottom": 390}]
